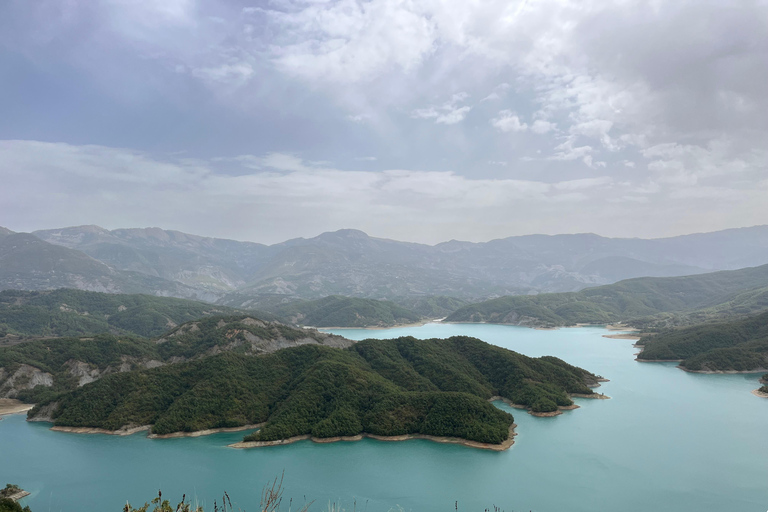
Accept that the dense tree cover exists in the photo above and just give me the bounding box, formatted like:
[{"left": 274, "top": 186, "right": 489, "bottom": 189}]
[
  {"left": 0, "top": 289, "right": 236, "bottom": 338},
  {"left": 265, "top": 295, "right": 422, "bottom": 327},
  {"left": 31, "top": 336, "right": 600, "bottom": 445},
  {"left": 1, "top": 315, "right": 345, "bottom": 403},
  {"left": 0, "top": 499, "right": 30, "bottom": 512},
  {"left": 445, "top": 264, "right": 768, "bottom": 328},
  {"left": 638, "top": 311, "right": 768, "bottom": 371}
]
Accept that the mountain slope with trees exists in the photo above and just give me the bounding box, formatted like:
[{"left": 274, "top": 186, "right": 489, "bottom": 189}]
[
  {"left": 0, "top": 289, "right": 237, "bottom": 339},
  {"left": 263, "top": 295, "right": 422, "bottom": 327},
  {"left": 445, "top": 264, "right": 768, "bottom": 328},
  {"left": 0, "top": 315, "right": 350, "bottom": 403},
  {"left": 28, "top": 336, "right": 602, "bottom": 445},
  {"left": 636, "top": 311, "right": 768, "bottom": 372}
]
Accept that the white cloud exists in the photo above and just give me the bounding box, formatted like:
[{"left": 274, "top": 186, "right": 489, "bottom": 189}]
[
  {"left": 548, "top": 139, "right": 593, "bottom": 162},
  {"left": 531, "top": 120, "right": 556, "bottom": 134},
  {"left": 491, "top": 110, "right": 527, "bottom": 133},
  {"left": 262, "top": 0, "right": 438, "bottom": 83},
  {"left": 411, "top": 93, "right": 472, "bottom": 125}
]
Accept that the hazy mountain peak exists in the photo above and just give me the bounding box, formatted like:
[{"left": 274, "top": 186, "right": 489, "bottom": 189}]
[{"left": 316, "top": 229, "right": 370, "bottom": 240}]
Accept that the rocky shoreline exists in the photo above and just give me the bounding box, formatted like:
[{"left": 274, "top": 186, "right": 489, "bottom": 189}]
[
  {"left": 50, "top": 425, "right": 150, "bottom": 436},
  {"left": 603, "top": 333, "right": 641, "bottom": 340},
  {"left": 678, "top": 367, "right": 768, "bottom": 374},
  {"left": 489, "top": 392, "right": 609, "bottom": 418},
  {"left": 228, "top": 424, "right": 518, "bottom": 452},
  {"left": 0, "top": 398, "right": 34, "bottom": 417},
  {"left": 45, "top": 423, "right": 265, "bottom": 438}
]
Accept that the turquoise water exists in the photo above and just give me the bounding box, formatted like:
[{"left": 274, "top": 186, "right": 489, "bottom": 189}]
[{"left": 2, "top": 324, "right": 767, "bottom": 512}]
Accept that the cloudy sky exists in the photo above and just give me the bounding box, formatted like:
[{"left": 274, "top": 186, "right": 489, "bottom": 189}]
[{"left": 1, "top": 0, "right": 767, "bottom": 244}]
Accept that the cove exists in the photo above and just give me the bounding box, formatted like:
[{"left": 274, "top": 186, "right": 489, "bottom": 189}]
[{"left": 2, "top": 324, "right": 767, "bottom": 512}]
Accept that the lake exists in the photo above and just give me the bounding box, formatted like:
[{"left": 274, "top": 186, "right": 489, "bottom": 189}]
[{"left": 2, "top": 323, "right": 767, "bottom": 512}]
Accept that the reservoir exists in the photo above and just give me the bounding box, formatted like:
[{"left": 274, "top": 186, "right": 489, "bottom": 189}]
[{"left": 2, "top": 324, "right": 767, "bottom": 511}]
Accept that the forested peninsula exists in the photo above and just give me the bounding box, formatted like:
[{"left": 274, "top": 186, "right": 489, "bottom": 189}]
[
  {"left": 25, "top": 333, "right": 604, "bottom": 447},
  {"left": 636, "top": 311, "right": 768, "bottom": 372}
]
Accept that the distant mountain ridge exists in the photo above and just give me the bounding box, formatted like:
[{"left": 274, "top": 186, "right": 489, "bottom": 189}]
[
  {"left": 0, "top": 224, "right": 765, "bottom": 302},
  {"left": 445, "top": 264, "right": 768, "bottom": 328}
]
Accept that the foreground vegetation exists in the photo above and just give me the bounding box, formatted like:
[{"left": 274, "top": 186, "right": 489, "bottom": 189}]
[
  {"left": 637, "top": 311, "right": 768, "bottom": 372},
  {"left": 445, "top": 264, "right": 768, "bottom": 328},
  {"left": 0, "top": 289, "right": 236, "bottom": 339},
  {"left": 29, "top": 336, "right": 600, "bottom": 445}
]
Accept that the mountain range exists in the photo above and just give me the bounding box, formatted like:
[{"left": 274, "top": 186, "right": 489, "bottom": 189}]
[{"left": 1, "top": 224, "right": 768, "bottom": 303}]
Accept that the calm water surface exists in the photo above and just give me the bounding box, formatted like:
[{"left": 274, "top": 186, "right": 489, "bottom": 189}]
[{"left": 2, "top": 324, "right": 767, "bottom": 512}]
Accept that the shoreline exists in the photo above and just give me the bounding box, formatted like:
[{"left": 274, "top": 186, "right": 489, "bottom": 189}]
[
  {"left": 32, "top": 391, "right": 607, "bottom": 446},
  {"left": 751, "top": 389, "right": 768, "bottom": 398},
  {"left": 46, "top": 423, "right": 263, "bottom": 438},
  {"left": 50, "top": 425, "right": 151, "bottom": 436},
  {"left": 228, "top": 424, "right": 518, "bottom": 452},
  {"left": 678, "top": 367, "right": 768, "bottom": 375},
  {"left": 317, "top": 318, "right": 444, "bottom": 331},
  {"left": 147, "top": 423, "right": 264, "bottom": 439},
  {"left": 603, "top": 333, "right": 641, "bottom": 340},
  {"left": 490, "top": 393, "right": 609, "bottom": 418},
  {"left": 0, "top": 399, "right": 34, "bottom": 417}
]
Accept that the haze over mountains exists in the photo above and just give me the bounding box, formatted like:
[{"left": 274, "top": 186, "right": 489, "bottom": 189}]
[{"left": 2, "top": 224, "right": 768, "bottom": 305}]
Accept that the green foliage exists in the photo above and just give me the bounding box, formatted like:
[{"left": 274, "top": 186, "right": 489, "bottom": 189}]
[
  {"left": 123, "top": 491, "right": 203, "bottom": 512},
  {"left": 266, "top": 295, "right": 422, "bottom": 327},
  {"left": 446, "top": 264, "right": 768, "bottom": 327},
  {"left": 0, "top": 289, "right": 235, "bottom": 338},
  {"left": 0, "top": 499, "right": 30, "bottom": 512},
  {"left": 2, "top": 315, "right": 336, "bottom": 405},
  {"left": 639, "top": 311, "right": 768, "bottom": 371},
  {"left": 38, "top": 335, "right": 599, "bottom": 445}
]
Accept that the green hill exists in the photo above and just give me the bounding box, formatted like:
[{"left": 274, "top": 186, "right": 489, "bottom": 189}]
[
  {"left": 29, "top": 336, "right": 602, "bottom": 445},
  {"left": 0, "top": 289, "right": 238, "bottom": 338},
  {"left": 637, "top": 311, "right": 768, "bottom": 372},
  {"left": 445, "top": 264, "right": 768, "bottom": 328},
  {"left": 265, "top": 295, "right": 422, "bottom": 327},
  {"left": 0, "top": 315, "right": 350, "bottom": 403}
]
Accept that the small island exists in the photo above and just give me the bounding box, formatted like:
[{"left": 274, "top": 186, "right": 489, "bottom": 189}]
[{"left": 754, "top": 374, "right": 768, "bottom": 398}]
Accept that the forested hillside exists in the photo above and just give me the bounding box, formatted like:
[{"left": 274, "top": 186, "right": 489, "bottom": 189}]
[
  {"left": 28, "top": 336, "right": 602, "bottom": 445},
  {"left": 264, "top": 295, "right": 422, "bottom": 327},
  {"left": 0, "top": 289, "right": 237, "bottom": 338},
  {"left": 0, "top": 315, "right": 350, "bottom": 403},
  {"left": 445, "top": 264, "right": 768, "bottom": 327},
  {"left": 637, "top": 311, "right": 768, "bottom": 372},
  {"left": 0, "top": 232, "right": 206, "bottom": 300}
]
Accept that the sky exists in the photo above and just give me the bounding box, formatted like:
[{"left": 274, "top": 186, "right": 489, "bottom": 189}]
[{"left": 1, "top": 0, "right": 767, "bottom": 244}]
